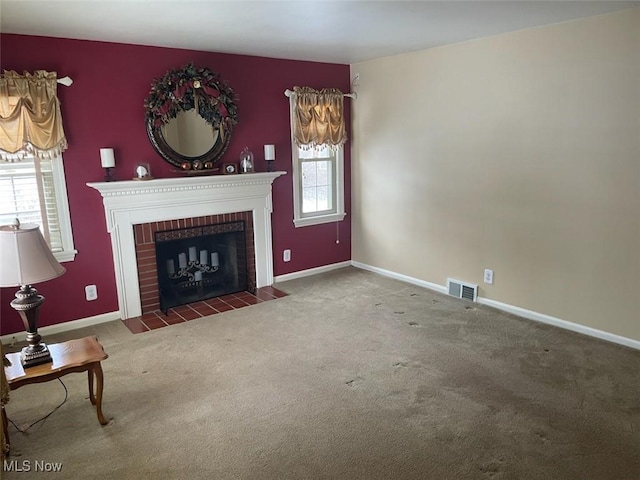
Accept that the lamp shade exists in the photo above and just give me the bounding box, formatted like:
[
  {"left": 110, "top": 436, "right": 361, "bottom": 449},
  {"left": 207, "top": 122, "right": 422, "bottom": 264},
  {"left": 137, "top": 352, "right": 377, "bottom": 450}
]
[{"left": 0, "top": 223, "right": 66, "bottom": 287}]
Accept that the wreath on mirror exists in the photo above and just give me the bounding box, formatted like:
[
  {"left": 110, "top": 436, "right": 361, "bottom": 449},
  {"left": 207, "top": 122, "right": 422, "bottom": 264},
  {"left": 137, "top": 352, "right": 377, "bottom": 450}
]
[{"left": 144, "top": 63, "right": 238, "bottom": 130}]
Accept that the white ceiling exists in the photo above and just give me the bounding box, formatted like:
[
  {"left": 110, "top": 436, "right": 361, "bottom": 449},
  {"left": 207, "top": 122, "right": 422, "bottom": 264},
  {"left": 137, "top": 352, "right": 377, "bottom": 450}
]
[{"left": 1, "top": 1, "right": 638, "bottom": 64}]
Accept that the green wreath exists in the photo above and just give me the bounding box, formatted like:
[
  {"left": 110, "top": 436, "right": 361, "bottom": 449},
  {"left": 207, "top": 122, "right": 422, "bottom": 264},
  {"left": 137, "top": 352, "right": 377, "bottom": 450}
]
[{"left": 144, "top": 63, "right": 238, "bottom": 129}]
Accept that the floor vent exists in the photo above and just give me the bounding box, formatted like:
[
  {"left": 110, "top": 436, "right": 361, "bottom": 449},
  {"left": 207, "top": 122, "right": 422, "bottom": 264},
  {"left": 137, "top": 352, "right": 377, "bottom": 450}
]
[{"left": 447, "top": 278, "right": 478, "bottom": 302}]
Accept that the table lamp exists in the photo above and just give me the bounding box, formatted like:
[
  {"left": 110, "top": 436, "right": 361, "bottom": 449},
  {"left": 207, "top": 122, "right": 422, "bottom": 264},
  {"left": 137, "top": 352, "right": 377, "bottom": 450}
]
[{"left": 0, "top": 220, "right": 66, "bottom": 367}]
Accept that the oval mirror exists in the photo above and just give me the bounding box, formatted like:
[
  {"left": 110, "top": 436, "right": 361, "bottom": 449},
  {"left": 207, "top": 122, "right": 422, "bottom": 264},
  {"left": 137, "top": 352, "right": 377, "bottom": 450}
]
[{"left": 144, "top": 64, "right": 238, "bottom": 171}]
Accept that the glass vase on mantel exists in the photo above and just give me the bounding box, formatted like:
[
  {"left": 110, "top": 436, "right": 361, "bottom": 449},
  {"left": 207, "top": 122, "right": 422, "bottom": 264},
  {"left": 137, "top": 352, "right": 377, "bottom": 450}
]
[{"left": 239, "top": 147, "right": 254, "bottom": 173}]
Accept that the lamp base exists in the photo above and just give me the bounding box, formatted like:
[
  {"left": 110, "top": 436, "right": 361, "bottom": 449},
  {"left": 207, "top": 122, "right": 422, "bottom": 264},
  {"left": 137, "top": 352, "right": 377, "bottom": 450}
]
[
  {"left": 10, "top": 285, "right": 53, "bottom": 368},
  {"left": 21, "top": 343, "right": 52, "bottom": 368}
]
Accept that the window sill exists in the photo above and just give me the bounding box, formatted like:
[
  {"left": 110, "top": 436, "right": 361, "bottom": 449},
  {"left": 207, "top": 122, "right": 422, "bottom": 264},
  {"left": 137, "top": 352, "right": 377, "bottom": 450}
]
[
  {"left": 54, "top": 249, "right": 78, "bottom": 263},
  {"left": 293, "top": 212, "right": 346, "bottom": 228}
]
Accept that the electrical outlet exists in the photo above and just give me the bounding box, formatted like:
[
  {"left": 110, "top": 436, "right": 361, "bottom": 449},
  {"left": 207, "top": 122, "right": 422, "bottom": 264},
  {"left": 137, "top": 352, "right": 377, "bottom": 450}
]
[
  {"left": 283, "top": 249, "right": 291, "bottom": 262},
  {"left": 483, "top": 269, "right": 494, "bottom": 285},
  {"left": 85, "top": 284, "right": 98, "bottom": 301}
]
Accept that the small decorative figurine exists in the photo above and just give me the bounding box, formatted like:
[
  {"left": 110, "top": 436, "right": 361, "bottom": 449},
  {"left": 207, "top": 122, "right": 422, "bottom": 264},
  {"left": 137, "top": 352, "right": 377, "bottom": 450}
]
[
  {"left": 133, "top": 162, "right": 153, "bottom": 180},
  {"left": 223, "top": 163, "right": 237, "bottom": 174},
  {"left": 239, "top": 146, "right": 254, "bottom": 173}
]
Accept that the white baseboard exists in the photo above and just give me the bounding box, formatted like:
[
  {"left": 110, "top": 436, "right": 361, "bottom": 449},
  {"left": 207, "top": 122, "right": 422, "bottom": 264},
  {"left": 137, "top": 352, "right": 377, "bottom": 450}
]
[
  {"left": 1, "top": 311, "right": 120, "bottom": 346},
  {"left": 351, "top": 261, "right": 640, "bottom": 351},
  {"left": 275, "top": 261, "right": 352, "bottom": 283},
  {"left": 477, "top": 297, "right": 640, "bottom": 350},
  {"left": 351, "top": 261, "right": 448, "bottom": 295},
  {"left": 4, "top": 263, "right": 638, "bottom": 352}
]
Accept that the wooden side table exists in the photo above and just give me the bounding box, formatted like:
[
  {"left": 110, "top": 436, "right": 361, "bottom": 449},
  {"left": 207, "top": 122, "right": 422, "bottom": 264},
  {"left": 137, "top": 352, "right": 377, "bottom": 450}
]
[{"left": 1, "top": 335, "right": 109, "bottom": 454}]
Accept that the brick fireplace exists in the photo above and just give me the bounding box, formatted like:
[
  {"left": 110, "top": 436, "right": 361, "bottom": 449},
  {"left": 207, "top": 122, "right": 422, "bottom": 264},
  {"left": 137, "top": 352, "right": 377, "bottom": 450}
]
[
  {"left": 87, "top": 172, "right": 285, "bottom": 319},
  {"left": 134, "top": 212, "right": 256, "bottom": 313}
]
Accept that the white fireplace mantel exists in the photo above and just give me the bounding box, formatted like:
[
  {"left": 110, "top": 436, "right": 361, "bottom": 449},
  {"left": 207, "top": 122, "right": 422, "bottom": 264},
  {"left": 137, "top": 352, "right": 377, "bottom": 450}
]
[{"left": 87, "top": 172, "right": 286, "bottom": 319}]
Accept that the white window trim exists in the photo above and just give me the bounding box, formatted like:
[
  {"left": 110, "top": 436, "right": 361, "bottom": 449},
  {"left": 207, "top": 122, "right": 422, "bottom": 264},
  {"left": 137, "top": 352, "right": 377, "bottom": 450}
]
[
  {"left": 289, "top": 94, "right": 346, "bottom": 228},
  {"left": 50, "top": 156, "right": 77, "bottom": 262},
  {"left": 0, "top": 155, "right": 77, "bottom": 262},
  {"left": 292, "top": 148, "right": 345, "bottom": 227}
]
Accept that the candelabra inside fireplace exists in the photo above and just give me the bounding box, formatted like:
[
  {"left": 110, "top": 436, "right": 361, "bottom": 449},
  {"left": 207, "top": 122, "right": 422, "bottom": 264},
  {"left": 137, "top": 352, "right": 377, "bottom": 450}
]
[
  {"left": 167, "top": 246, "right": 220, "bottom": 283},
  {"left": 155, "top": 221, "right": 248, "bottom": 313}
]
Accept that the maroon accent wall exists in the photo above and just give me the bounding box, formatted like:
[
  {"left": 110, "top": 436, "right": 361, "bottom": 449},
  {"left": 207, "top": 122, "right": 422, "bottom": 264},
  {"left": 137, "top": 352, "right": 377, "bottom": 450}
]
[{"left": 0, "top": 34, "right": 351, "bottom": 335}]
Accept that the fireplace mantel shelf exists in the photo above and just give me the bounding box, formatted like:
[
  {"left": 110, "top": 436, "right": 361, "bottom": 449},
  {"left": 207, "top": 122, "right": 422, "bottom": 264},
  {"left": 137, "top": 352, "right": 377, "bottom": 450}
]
[
  {"left": 87, "top": 172, "right": 286, "bottom": 198},
  {"left": 87, "top": 171, "right": 286, "bottom": 320}
]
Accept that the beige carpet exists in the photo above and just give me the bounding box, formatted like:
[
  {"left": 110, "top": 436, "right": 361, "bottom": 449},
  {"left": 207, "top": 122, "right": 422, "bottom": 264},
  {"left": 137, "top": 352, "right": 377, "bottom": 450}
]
[{"left": 3, "top": 267, "right": 639, "bottom": 479}]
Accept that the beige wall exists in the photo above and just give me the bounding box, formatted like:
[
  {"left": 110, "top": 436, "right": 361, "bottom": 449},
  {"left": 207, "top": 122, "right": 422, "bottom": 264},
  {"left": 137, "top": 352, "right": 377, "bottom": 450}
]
[{"left": 351, "top": 9, "right": 640, "bottom": 341}]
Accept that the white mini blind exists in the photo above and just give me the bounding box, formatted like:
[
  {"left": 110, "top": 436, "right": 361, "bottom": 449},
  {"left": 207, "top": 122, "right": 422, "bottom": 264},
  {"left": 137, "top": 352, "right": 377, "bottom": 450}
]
[{"left": 0, "top": 157, "right": 63, "bottom": 252}]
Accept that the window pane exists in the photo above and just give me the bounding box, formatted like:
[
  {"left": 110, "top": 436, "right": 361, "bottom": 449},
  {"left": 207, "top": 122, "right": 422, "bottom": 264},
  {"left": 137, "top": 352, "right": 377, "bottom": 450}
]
[
  {"left": 0, "top": 170, "right": 42, "bottom": 225},
  {"left": 316, "top": 161, "right": 329, "bottom": 186},
  {"left": 298, "top": 147, "right": 314, "bottom": 159},
  {"left": 298, "top": 144, "right": 333, "bottom": 159},
  {"left": 315, "top": 146, "right": 331, "bottom": 159},
  {"left": 316, "top": 186, "right": 330, "bottom": 211},
  {"left": 301, "top": 161, "right": 317, "bottom": 188},
  {"left": 298, "top": 154, "right": 336, "bottom": 216},
  {"left": 302, "top": 187, "right": 317, "bottom": 213}
]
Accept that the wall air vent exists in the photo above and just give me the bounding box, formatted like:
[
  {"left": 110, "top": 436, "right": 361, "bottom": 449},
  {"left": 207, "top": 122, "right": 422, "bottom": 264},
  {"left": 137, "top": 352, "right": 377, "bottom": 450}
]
[{"left": 447, "top": 278, "right": 478, "bottom": 302}]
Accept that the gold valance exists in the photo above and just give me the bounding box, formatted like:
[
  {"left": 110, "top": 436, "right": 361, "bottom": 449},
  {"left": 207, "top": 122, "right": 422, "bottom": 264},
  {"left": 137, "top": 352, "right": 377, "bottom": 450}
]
[
  {"left": 292, "top": 86, "right": 347, "bottom": 149},
  {"left": 0, "top": 70, "right": 68, "bottom": 162}
]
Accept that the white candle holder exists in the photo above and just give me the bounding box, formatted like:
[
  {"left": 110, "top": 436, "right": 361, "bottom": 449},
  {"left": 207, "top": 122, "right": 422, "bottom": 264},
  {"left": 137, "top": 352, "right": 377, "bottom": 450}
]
[
  {"left": 264, "top": 144, "right": 275, "bottom": 172},
  {"left": 100, "top": 148, "right": 116, "bottom": 182}
]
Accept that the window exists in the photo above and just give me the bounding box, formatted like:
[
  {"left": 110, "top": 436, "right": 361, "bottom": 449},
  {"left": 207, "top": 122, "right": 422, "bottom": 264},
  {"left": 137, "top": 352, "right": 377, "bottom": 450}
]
[
  {"left": 0, "top": 155, "right": 76, "bottom": 262},
  {"left": 288, "top": 86, "right": 347, "bottom": 228},
  {"left": 0, "top": 70, "right": 75, "bottom": 262},
  {"left": 301, "top": 148, "right": 334, "bottom": 214},
  {"left": 292, "top": 144, "right": 345, "bottom": 227}
]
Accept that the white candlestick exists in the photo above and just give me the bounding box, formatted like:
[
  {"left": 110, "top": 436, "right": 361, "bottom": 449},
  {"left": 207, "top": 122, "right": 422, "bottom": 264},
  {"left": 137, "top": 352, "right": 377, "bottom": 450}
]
[
  {"left": 211, "top": 252, "right": 219, "bottom": 267},
  {"left": 188, "top": 246, "right": 197, "bottom": 262},
  {"left": 264, "top": 144, "right": 275, "bottom": 160},
  {"left": 200, "top": 249, "right": 208, "bottom": 265},
  {"left": 178, "top": 253, "right": 187, "bottom": 269},
  {"left": 166, "top": 259, "right": 175, "bottom": 275},
  {"left": 194, "top": 271, "right": 202, "bottom": 282},
  {"left": 100, "top": 148, "right": 115, "bottom": 168}
]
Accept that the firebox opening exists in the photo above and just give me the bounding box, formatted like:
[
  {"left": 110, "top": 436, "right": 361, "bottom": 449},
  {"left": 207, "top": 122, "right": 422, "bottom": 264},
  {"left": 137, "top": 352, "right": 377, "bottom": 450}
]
[{"left": 154, "top": 221, "right": 248, "bottom": 313}]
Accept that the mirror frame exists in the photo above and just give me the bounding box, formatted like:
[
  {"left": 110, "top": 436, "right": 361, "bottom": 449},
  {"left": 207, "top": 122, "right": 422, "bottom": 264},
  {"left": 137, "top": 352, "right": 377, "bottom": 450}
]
[{"left": 144, "top": 64, "right": 238, "bottom": 171}]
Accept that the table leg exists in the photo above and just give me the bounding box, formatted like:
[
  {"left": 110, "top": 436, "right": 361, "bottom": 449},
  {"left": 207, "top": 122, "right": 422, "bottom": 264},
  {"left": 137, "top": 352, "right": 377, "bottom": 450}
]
[
  {"left": 88, "top": 368, "right": 96, "bottom": 405},
  {"left": 1, "top": 405, "right": 9, "bottom": 457},
  {"left": 90, "top": 363, "right": 108, "bottom": 426}
]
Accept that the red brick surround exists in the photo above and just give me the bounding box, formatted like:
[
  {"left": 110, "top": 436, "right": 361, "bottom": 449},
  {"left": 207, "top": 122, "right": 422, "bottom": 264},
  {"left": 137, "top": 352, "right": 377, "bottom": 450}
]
[{"left": 134, "top": 212, "right": 256, "bottom": 313}]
